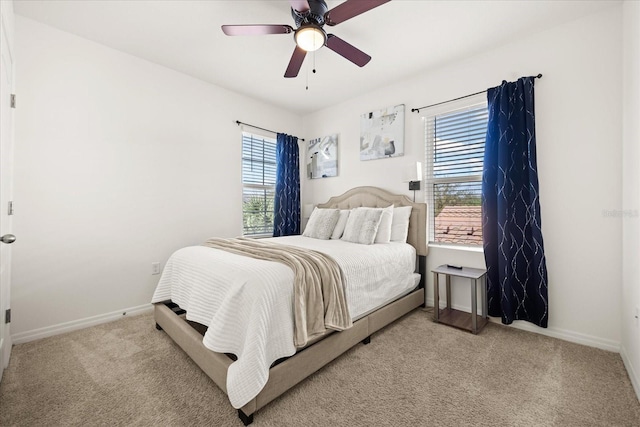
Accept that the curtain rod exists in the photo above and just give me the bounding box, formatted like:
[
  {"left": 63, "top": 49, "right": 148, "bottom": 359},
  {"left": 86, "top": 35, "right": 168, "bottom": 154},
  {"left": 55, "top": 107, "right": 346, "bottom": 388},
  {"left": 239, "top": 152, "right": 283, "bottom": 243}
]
[
  {"left": 410, "top": 74, "right": 542, "bottom": 114},
  {"left": 235, "top": 120, "right": 305, "bottom": 141}
]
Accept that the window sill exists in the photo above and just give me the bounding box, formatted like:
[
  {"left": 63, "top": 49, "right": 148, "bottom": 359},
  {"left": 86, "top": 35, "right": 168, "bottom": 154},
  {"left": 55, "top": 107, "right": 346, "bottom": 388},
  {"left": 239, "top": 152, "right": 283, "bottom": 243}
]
[{"left": 428, "top": 243, "right": 484, "bottom": 253}]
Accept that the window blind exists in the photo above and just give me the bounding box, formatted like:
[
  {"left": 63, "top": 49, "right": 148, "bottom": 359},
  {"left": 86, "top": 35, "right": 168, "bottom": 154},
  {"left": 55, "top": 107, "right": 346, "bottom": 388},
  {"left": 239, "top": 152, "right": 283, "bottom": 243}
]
[
  {"left": 242, "top": 132, "right": 277, "bottom": 236},
  {"left": 432, "top": 106, "right": 487, "bottom": 178}
]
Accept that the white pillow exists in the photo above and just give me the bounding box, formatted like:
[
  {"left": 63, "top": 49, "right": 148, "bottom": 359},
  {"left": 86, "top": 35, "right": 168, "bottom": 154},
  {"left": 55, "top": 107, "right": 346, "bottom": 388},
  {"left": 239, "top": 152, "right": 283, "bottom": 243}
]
[
  {"left": 341, "top": 207, "right": 384, "bottom": 245},
  {"left": 374, "top": 205, "right": 394, "bottom": 243},
  {"left": 390, "top": 206, "right": 412, "bottom": 243},
  {"left": 303, "top": 208, "right": 340, "bottom": 240},
  {"left": 331, "top": 210, "right": 351, "bottom": 239}
]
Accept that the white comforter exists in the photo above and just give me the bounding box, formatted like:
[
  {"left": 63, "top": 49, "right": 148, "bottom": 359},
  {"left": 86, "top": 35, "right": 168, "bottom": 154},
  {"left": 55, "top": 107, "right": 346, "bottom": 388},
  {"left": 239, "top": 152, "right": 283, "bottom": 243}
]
[{"left": 151, "top": 236, "right": 417, "bottom": 409}]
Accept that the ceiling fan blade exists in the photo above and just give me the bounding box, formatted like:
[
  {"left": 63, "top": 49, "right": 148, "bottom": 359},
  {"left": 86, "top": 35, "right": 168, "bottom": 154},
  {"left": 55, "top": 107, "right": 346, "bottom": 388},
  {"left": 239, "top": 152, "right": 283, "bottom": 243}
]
[
  {"left": 285, "top": 46, "right": 307, "bottom": 78},
  {"left": 325, "top": 0, "right": 391, "bottom": 26},
  {"left": 289, "top": 0, "right": 310, "bottom": 13},
  {"left": 221, "top": 24, "right": 294, "bottom": 36},
  {"left": 325, "top": 34, "right": 371, "bottom": 67}
]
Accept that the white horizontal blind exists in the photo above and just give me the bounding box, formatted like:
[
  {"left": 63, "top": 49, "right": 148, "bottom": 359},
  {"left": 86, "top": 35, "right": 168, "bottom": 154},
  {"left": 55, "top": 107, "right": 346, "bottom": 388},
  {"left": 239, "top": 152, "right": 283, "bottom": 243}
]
[
  {"left": 242, "top": 132, "right": 277, "bottom": 236},
  {"left": 425, "top": 97, "right": 488, "bottom": 246}
]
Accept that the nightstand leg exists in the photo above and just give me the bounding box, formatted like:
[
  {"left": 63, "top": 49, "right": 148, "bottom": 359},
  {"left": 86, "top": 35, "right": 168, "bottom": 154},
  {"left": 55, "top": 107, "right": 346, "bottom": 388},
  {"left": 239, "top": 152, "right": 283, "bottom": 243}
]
[
  {"left": 471, "top": 279, "right": 478, "bottom": 333},
  {"left": 482, "top": 275, "right": 488, "bottom": 319},
  {"left": 433, "top": 272, "right": 439, "bottom": 321},
  {"left": 445, "top": 275, "right": 451, "bottom": 310}
]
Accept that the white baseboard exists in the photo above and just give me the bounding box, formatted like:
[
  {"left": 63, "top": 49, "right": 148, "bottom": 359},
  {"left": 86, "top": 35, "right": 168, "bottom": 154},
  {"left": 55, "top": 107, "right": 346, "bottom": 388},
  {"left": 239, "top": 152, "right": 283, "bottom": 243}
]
[
  {"left": 490, "top": 317, "right": 621, "bottom": 352},
  {"left": 620, "top": 344, "right": 640, "bottom": 402},
  {"left": 10, "top": 299, "right": 627, "bottom": 359},
  {"left": 426, "top": 298, "right": 621, "bottom": 353},
  {"left": 11, "top": 303, "right": 154, "bottom": 345}
]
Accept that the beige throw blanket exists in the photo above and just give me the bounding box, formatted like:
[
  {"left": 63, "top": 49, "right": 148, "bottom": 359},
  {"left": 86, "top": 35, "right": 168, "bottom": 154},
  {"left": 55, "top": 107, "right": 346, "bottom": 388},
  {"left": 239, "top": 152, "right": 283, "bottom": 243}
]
[{"left": 202, "top": 237, "right": 352, "bottom": 348}]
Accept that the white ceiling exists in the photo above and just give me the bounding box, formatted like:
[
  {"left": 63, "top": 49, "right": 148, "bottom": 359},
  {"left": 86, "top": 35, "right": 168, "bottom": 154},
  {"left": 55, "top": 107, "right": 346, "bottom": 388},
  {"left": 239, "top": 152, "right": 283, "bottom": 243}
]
[{"left": 14, "top": 0, "right": 617, "bottom": 115}]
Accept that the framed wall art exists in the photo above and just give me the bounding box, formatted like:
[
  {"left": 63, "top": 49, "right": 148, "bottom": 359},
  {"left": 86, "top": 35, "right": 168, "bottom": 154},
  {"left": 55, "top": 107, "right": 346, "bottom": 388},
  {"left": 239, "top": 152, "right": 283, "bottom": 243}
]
[
  {"left": 359, "top": 104, "right": 405, "bottom": 161},
  {"left": 307, "top": 133, "right": 338, "bottom": 179}
]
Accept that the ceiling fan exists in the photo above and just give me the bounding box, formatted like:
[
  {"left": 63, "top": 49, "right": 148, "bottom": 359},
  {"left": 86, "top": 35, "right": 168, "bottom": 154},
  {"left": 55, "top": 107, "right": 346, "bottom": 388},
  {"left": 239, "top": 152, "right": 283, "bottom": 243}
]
[{"left": 221, "top": 0, "right": 391, "bottom": 78}]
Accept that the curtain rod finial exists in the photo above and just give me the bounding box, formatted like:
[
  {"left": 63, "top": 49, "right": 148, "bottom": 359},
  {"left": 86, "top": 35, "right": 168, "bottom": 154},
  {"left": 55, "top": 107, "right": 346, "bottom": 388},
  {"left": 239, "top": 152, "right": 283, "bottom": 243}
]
[{"left": 536, "top": 73, "right": 542, "bottom": 78}]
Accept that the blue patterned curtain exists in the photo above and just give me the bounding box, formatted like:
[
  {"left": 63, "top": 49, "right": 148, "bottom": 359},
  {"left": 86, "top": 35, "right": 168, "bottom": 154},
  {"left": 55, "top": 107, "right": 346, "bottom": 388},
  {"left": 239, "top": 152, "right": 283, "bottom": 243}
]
[
  {"left": 273, "top": 133, "right": 300, "bottom": 237},
  {"left": 482, "top": 76, "right": 548, "bottom": 328}
]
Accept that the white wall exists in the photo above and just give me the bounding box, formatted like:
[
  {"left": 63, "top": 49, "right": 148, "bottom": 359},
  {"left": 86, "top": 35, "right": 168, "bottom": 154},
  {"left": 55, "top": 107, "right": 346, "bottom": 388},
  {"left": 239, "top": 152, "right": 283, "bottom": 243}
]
[
  {"left": 303, "top": 6, "right": 623, "bottom": 350},
  {"left": 621, "top": 0, "right": 640, "bottom": 398},
  {"left": 11, "top": 17, "right": 302, "bottom": 339}
]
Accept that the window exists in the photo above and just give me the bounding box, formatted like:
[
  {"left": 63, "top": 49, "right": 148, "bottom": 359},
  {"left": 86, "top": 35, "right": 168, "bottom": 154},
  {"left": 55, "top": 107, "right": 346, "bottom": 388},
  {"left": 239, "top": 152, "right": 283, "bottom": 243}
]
[
  {"left": 242, "top": 132, "right": 277, "bottom": 236},
  {"left": 424, "top": 96, "right": 488, "bottom": 246}
]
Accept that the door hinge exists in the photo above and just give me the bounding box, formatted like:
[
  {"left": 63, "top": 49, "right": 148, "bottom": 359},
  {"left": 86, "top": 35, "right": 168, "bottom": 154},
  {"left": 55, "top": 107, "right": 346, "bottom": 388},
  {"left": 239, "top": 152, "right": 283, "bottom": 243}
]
[
  {"left": 8, "top": 201, "right": 13, "bottom": 216},
  {"left": 10, "top": 94, "right": 16, "bottom": 109},
  {"left": 4, "top": 309, "right": 10, "bottom": 324}
]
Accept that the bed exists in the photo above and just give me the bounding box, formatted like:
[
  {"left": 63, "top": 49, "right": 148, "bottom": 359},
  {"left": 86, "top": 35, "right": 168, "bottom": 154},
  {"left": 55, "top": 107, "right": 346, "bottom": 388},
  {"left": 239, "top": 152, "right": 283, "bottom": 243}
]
[{"left": 152, "top": 186, "right": 428, "bottom": 425}]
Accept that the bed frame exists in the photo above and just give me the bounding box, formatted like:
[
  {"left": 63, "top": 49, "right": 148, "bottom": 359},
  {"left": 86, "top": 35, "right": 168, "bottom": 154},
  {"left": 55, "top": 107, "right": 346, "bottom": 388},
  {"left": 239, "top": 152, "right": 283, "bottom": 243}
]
[{"left": 153, "top": 186, "right": 428, "bottom": 425}]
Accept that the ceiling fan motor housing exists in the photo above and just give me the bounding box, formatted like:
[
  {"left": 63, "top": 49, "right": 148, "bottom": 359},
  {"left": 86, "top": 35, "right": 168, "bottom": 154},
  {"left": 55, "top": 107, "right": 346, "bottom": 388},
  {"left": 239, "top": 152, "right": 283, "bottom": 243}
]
[{"left": 291, "top": 0, "right": 328, "bottom": 28}]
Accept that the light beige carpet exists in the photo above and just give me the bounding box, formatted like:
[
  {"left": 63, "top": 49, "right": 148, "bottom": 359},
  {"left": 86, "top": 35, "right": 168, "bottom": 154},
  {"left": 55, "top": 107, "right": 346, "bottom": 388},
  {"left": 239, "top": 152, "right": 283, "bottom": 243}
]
[{"left": 1, "top": 310, "right": 639, "bottom": 426}]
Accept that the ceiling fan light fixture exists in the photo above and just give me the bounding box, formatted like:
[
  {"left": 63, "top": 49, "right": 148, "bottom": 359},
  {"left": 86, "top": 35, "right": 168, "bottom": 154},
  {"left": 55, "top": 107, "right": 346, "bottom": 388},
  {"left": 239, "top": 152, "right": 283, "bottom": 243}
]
[{"left": 295, "top": 25, "right": 326, "bottom": 52}]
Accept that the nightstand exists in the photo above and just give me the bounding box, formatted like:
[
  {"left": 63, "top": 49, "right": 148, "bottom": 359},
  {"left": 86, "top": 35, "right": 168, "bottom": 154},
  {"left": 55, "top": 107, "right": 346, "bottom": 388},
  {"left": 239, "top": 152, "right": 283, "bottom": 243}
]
[{"left": 432, "top": 264, "right": 488, "bottom": 334}]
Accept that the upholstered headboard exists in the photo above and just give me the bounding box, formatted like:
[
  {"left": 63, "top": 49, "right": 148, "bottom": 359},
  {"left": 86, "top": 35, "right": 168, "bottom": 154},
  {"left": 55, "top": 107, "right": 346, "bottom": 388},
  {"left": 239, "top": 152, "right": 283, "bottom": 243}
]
[{"left": 316, "top": 186, "right": 428, "bottom": 256}]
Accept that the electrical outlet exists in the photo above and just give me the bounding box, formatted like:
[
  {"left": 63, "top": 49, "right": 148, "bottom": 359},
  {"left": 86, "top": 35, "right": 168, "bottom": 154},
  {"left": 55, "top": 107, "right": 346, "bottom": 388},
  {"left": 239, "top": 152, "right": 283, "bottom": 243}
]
[{"left": 151, "top": 262, "right": 161, "bottom": 275}]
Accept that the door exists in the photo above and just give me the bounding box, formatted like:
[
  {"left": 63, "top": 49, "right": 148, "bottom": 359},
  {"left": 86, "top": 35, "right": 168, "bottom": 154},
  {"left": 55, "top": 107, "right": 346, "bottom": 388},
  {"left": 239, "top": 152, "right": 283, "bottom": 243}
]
[{"left": 0, "top": 0, "right": 15, "bottom": 380}]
